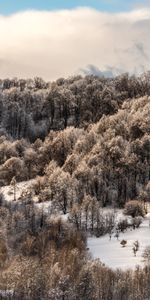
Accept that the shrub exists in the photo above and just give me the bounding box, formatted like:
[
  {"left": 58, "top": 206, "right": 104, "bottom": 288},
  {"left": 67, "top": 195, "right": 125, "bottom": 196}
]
[
  {"left": 120, "top": 240, "right": 127, "bottom": 247},
  {"left": 117, "top": 219, "right": 128, "bottom": 232},
  {"left": 124, "top": 200, "right": 145, "bottom": 218},
  {"left": 142, "top": 246, "right": 150, "bottom": 264},
  {"left": 132, "top": 216, "right": 143, "bottom": 229}
]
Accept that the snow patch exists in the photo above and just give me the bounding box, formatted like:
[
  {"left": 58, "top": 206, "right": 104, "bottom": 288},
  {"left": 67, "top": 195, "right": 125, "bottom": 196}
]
[{"left": 88, "top": 212, "right": 150, "bottom": 270}]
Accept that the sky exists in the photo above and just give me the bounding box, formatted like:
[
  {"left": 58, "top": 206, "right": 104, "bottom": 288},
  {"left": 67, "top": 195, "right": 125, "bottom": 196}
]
[
  {"left": 0, "top": 0, "right": 148, "bottom": 14},
  {"left": 0, "top": 1, "right": 149, "bottom": 80}
]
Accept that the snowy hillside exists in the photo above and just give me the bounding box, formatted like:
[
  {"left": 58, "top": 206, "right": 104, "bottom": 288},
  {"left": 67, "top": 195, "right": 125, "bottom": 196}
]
[{"left": 1, "top": 181, "right": 150, "bottom": 271}]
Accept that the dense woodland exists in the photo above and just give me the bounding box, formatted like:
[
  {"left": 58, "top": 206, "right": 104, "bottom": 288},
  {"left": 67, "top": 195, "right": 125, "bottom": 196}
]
[
  {"left": 0, "top": 73, "right": 150, "bottom": 299},
  {"left": 1, "top": 73, "right": 150, "bottom": 205}
]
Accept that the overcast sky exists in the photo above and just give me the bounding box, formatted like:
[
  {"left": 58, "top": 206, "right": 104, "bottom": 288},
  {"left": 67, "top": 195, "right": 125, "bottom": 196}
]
[{"left": 0, "top": 1, "right": 149, "bottom": 80}]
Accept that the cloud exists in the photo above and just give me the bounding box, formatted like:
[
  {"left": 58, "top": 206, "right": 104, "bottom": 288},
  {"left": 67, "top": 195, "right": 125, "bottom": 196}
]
[
  {"left": 0, "top": 8, "right": 149, "bottom": 80},
  {"left": 80, "top": 65, "right": 114, "bottom": 77},
  {"left": 132, "top": 1, "right": 150, "bottom": 10},
  {"left": 80, "top": 64, "right": 123, "bottom": 78}
]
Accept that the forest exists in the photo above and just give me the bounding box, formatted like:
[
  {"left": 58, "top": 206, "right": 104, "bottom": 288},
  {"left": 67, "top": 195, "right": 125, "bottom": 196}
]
[{"left": 0, "top": 72, "right": 150, "bottom": 299}]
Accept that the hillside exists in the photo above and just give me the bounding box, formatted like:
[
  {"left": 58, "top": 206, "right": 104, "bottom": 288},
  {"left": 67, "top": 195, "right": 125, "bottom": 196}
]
[
  {"left": 0, "top": 73, "right": 150, "bottom": 299},
  {"left": 1, "top": 73, "right": 150, "bottom": 207}
]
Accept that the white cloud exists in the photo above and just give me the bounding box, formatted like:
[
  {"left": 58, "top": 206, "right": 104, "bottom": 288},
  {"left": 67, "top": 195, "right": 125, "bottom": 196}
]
[{"left": 0, "top": 7, "right": 149, "bottom": 80}]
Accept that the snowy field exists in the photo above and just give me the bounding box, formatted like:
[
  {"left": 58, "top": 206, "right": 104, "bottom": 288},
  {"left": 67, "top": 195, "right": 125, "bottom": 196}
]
[
  {"left": 88, "top": 212, "right": 150, "bottom": 270},
  {"left": 1, "top": 181, "right": 150, "bottom": 270}
]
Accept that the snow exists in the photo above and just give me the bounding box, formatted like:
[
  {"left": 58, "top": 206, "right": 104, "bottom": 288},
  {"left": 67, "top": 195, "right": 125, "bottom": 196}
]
[
  {"left": 36, "top": 201, "right": 52, "bottom": 213},
  {"left": 101, "top": 207, "right": 133, "bottom": 223},
  {"left": 0, "top": 290, "right": 13, "bottom": 297},
  {"left": 88, "top": 212, "right": 150, "bottom": 270},
  {"left": 0, "top": 180, "right": 66, "bottom": 220},
  {"left": 0, "top": 180, "right": 36, "bottom": 202}
]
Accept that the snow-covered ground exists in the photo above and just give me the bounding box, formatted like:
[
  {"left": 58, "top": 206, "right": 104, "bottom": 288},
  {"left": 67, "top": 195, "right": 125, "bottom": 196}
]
[
  {"left": 1, "top": 180, "right": 36, "bottom": 202},
  {"left": 0, "top": 180, "right": 67, "bottom": 220},
  {"left": 88, "top": 212, "right": 150, "bottom": 270}
]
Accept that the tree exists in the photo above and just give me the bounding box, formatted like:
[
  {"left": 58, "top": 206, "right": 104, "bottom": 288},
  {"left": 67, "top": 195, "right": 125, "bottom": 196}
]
[
  {"left": 1, "top": 157, "right": 25, "bottom": 183},
  {"left": 70, "top": 204, "right": 82, "bottom": 230},
  {"left": 124, "top": 200, "right": 145, "bottom": 218},
  {"left": 0, "top": 238, "right": 8, "bottom": 269},
  {"left": 24, "top": 148, "right": 37, "bottom": 179},
  {"left": 76, "top": 264, "right": 95, "bottom": 300},
  {"left": 142, "top": 246, "right": 150, "bottom": 265},
  {"left": 10, "top": 176, "right": 17, "bottom": 201},
  {"left": 46, "top": 164, "right": 77, "bottom": 214},
  {"left": 132, "top": 240, "right": 139, "bottom": 256},
  {"left": 82, "top": 195, "right": 91, "bottom": 231}
]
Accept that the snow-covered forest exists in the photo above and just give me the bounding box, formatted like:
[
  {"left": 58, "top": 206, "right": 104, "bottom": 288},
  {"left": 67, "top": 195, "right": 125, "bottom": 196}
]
[{"left": 1, "top": 73, "right": 150, "bottom": 299}]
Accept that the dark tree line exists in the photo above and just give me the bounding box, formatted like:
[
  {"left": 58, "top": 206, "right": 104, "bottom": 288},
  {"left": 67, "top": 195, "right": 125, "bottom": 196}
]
[{"left": 0, "top": 73, "right": 150, "bottom": 141}]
